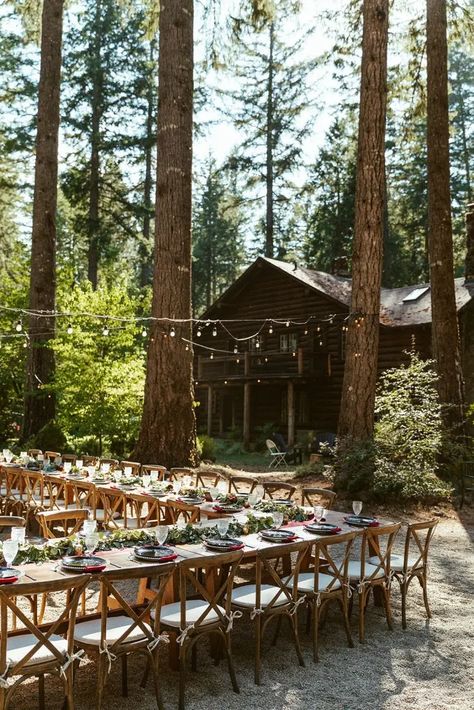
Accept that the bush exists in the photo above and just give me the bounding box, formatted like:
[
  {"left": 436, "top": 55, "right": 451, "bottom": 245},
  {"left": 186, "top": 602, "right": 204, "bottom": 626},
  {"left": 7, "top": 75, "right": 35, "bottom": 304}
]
[
  {"left": 293, "top": 459, "right": 328, "bottom": 479},
  {"left": 253, "top": 422, "right": 277, "bottom": 452},
  {"left": 334, "top": 437, "right": 377, "bottom": 494},
  {"left": 197, "top": 435, "right": 216, "bottom": 462},
  {"left": 25, "top": 420, "right": 68, "bottom": 453}
]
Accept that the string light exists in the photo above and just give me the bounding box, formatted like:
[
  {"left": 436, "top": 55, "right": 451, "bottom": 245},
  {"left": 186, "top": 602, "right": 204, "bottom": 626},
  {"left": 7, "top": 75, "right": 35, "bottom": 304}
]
[
  {"left": 185, "top": 343, "right": 189, "bottom": 351},
  {"left": 196, "top": 327, "right": 202, "bottom": 337},
  {"left": 102, "top": 326, "right": 109, "bottom": 336},
  {"left": 268, "top": 324, "right": 273, "bottom": 334},
  {"left": 233, "top": 345, "right": 238, "bottom": 354},
  {"left": 15, "top": 320, "right": 22, "bottom": 332},
  {"left": 210, "top": 352, "right": 214, "bottom": 360},
  {"left": 141, "top": 327, "right": 147, "bottom": 337},
  {"left": 212, "top": 326, "right": 217, "bottom": 337},
  {"left": 285, "top": 320, "right": 290, "bottom": 327},
  {"left": 67, "top": 324, "right": 73, "bottom": 335},
  {"left": 170, "top": 326, "right": 176, "bottom": 337}
]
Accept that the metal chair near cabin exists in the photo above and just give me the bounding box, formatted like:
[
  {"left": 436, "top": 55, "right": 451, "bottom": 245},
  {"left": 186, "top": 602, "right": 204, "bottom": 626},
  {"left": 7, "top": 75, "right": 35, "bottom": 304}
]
[{"left": 265, "top": 439, "right": 288, "bottom": 468}]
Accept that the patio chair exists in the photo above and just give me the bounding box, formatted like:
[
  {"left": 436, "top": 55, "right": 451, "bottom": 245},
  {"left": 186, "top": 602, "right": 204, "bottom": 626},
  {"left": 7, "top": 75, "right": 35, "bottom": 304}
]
[
  {"left": 228, "top": 474, "right": 258, "bottom": 495},
  {"left": 62, "top": 453, "right": 77, "bottom": 464},
  {"left": 372, "top": 519, "right": 438, "bottom": 629},
  {"left": 261, "top": 480, "right": 296, "bottom": 501},
  {"left": 43, "top": 473, "right": 68, "bottom": 511},
  {"left": 0, "top": 516, "right": 25, "bottom": 538},
  {"left": 347, "top": 522, "right": 402, "bottom": 642},
  {"left": 159, "top": 550, "right": 243, "bottom": 709},
  {"left": 167, "top": 499, "right": 201, "bottom": 525},
  {"left": 36, "top": 508, "right": 90, "bottom": 539},
  {"left": 300, "top": 487, "right": 337, "bottom": 509},
  {"left": 230, "top": 539, "right": 308, "bottom": 684},
  {"left": 81, "top": 455, "right": 98, "bottom": 466},
  {"left": 44, "top": 450, "right": 62, "bottom": 462},
  {"left": 265, "top": 439, "right": 288, "bottom": 468},
  {"left": 170, "top": 467, "right": 194, "bottom": 482},
  {"left": 95, "top": 488, "right": 139, "bottom": 529},
  {"left": 99, "top": 458, "right": 119, "bottom": 470},
  {"left": 3, "top": 467, "right": 24, "bottom": 516},
  {"left": 194, "top": 468, "right": 226, "bottom": 488},
  {"left": 119, "top": 460, "right": 141, "bottom": 475},
  {"left": 141, "top": 464, "right": 168, "bottom": 480},
  {"left": 27, "top": 449, "right": 43, "bottom": 459},
  {"left": 73, "top": 563, "right": 175, "bottom": 710},
  {"left": 0, "top": 573, "right": 90, "bottom": 710}
]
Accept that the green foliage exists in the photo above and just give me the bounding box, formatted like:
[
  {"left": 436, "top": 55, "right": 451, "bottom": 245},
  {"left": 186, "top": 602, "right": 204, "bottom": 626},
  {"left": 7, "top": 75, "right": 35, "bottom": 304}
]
[
  {"left": 293, "top": 459, "right": 327, "bottom": 479},
  {"left": 196, "top": 435, "right": 217, "bottom": 462},
  {"left": 334, "top": 437, "right": 377, "bottom": 495},
  {"left": 24, "top": 420, "right": 68, "bottom": 453}
]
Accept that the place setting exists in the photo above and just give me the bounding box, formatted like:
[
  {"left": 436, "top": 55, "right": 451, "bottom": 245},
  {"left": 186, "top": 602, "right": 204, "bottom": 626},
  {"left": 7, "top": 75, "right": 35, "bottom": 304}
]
[
  {"left": 132, "top": 526, "right": 178, "bottom": 563},
  {"left": 343, "top": 501, "right": 380, "bottom": 528},
  {"left": 202, "top": 519, "right": 245, "bottom": 552}
]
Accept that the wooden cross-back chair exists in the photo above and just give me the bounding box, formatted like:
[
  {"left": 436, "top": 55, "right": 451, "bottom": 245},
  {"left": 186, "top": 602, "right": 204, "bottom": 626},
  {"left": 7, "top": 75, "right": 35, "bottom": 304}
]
[
  {"left": 141, "top": 464, "right": 168, "bottom": 480},
  {"left": 42, "top": 473, "right": 68, "bottom": 511},
  {"left": 81, "top": 455, "right": 97, "bottom": 466},
  {"left": 99, "top": 458, "right": 119, "bottom": 470},
  {"left": 36, "top": 508, "right": 90, "bottom": 539},
  {"left": 290, "top": 531, "right": 356, "bottom": 662},
  {"left": 170, "top": 467, "right": 194, "bottom": 483},
  {"left": 261, "top": 480, "right": 296, "bottom": 501},
  {"left": 301, "top": 487, "right": 337, "bottom": 509},
  {"left": 62, "top": 453, "right": 77, "bottom": 464},
  {"left": 194, "top": 468, "right": 225, "bottom": 489},
  {"left": 119, "top": 460, "right": 141, "bottom": 475},
  {"left": 0, "top": 516, "right": 25, "bottom": 540},
  {"left": 67, "top": 479, "right": 96, "bottom": 514},
  {"left": 347, "top": 522, "right": 401, "bottom": 642},
  {"left": 378, "top": 519, "right": 439, "bottom": 629},
  {"left": 0, "top": 573, "right": 90, "bottom": 710},
  {"left": 167, "top": 500, "right": 201, "bottom": 526},
  {"left": 228, "top": 474, "right": 258, "bottom": 495},
  {"left": 159, "top": 550, "right": 243, "bottom": 710},
  {"left": 44, "top": 450, "right": 61, "bottom": 462},
  {"left": 73, "top": 563, "right": 175, "bottom": 710},
  {"left": 127, "top": 492, "right": 166, "bottom": 528},
  {"left": 3, "top": 467, "right": 25, "bottom": 516},
  {"left": 20, "top": 470, "right": 45, "bottom": 525},
  {"left": 230, "top": 539, "right": 308, "bottom": 684},
  {"left": 26, "top": 449, "right": 42, "bottom": 458},
  {"left": 95, "top": 487, "right": 129, "bottom": 529}
]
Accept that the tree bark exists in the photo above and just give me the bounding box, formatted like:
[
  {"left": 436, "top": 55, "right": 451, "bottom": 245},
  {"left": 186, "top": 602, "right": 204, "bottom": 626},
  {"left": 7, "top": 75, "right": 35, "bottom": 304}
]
[
  {"left": 133, "top": 0, "right": 197, "bottom": 467},
  {"left": 265, "top": 21, "right": 274, "bottom": 258},
  {"left": 337, "top": 0, "right": 389, "bottom": 441},
  {"left": 22, "top": 0, "right": 64, "bottom": 441},
  {"left": 87, "top": 0, "right": 103, "bottom": 289},
  {"left": 426, "top": 0, "right": 465, "bottom": 431},
  {"left": 139, "top": 39, "right": 156, "bottom": 288}
]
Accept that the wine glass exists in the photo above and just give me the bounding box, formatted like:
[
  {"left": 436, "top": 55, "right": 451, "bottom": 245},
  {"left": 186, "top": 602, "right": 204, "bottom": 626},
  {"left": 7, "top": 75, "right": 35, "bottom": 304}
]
[
  {"left": 183, "top": 475, "right": 193, "bottom": 489},
  {"left": 272, "top": 511, "right": 284, "bottom": 529},
  {"left": 101, "top": 463, "right": 110, "bottom": 475},
  {"left": 313, "top": 506, "right": 325, "bottom": 523},
  {"left": 85, "top": 533, "right": 99, "bottom": 556},
  {"left": 123, "top": 466, "right": 132, "bottom": 477},
  {"left": 216, "top": 519, "right": 230, "bottom": 538},
  {"left": 150, "top": 470, "right": 159, "bottom": 483},
  {"left": 216, "top": 480, "right": 227, "bottom": 496},
  {"left": 209, "top": 486, "right": 218, "bottom": 500},
  {"left": 76, "top": 459, "right": 83, "bottom": 470},
  {"left": 113, "top": 471, "right": 122, "bottom": 483},
  {"left": 142, "top": 474, "right": 151, "bottom": 490},
  {"left": 172, "top": 480, "right": 181, "bottom": 496},
  {"left": 254, "top": 485, "right": 264, "bottom": 504},
  {"left": 4, "top": 450, "right": 13, "bottom": 464},
  {"left": 2, "top": 448, "right": 9, "bottom": 461},
  {"left": 87, "top": 465, "right": 96, "bottom": 479},
  {"left": 2, "top": 539, "right": 18, "bottom": 568},
  {"left": 352, "top": 500, "right": 363, "bottom": 516},
  {"left": 63, "top": 461, "right": 72, "bottom": 474},
  {"left": 155, "top": 525, "right": 169, "bottom": 546},
  {"left": 83, "top": 519, "right": 97, "bottom": 536},
  {"left": 11, "top": 527, "right": 26, "bottom": 545},
  {"left": 248, "top": 491, "right": 258, "bottom": 507}
]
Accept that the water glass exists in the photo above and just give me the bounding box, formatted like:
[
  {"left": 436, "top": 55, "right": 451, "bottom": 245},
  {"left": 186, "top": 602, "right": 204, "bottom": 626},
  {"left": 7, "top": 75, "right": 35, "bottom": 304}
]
[
  {"left": 85, "top": 532, "right": 99, "bottom": 555},
  {"left": 254, "top": 485, "right": 264, "bottom": 504},
  {"left": 272, "top": 511, "right": 284, "bottom": 528},
  {"left": 216, "top": 519, "right": 230, "bottom": 538},
  {"left": 216, "top": 480, "right": 228, "bottom": 496},
  {"left": 142, "top": 474, "right": 151, "bottom": 489},
  {"left": 150, "top": 470, "right": 159, "bottom": 482},
  {"left": 172, "top": 480, "right": 181, "bottom": 495},
  {"left": 155, "top": 525, "right": 169, "bottom": 545},
  {"left": 20, "top": 451, "right": 28, "bottom": 460},
  {"left": 209, "top": 486, "right": 219, "bottom": 501},
  {"left": 83, "top": 520, "right": 97, "bottom": 536},
  {"left": 76, "top": 459, "right": 83, "bottom": 470},
  {"left": 54, "top": 456, "right": 62, "bottom": 467},
  {"left": 87, "top": 465, "right": 96, "bottom": 478},
  {"left": 2, "top": 539, "right": 19, "bottom": 567},
  {"left": 352, "top": 500, "right": 363, "bottom": 516},
  {"left": 63, "top": 461, "right": 72, "bottom": 474},
  {"left": 123, "top": 466, "right": 132, "bottom": 477},
  {"left": 11, "top": 527, "right": 26, "bottom": 545},
  {"left": 313, "top": 506, "right": 325, "bottom": 522},
  {"left": 183, "top": 475, "right": 193, "bottom": 489},
  {"left": 101, "top": 463, "right": 110, "bottom": 474},
  {"left": 2, "top": 449, "right": 9, "bottom": 460},
  {"left": 113, "top": 471, "right": 122, "bottom": 483},
  {"left": 4, "top": 450, "right": 13, "bottom": 464},
  {"left": 248, "top": 492, "right": 258, "bottom": 507}
]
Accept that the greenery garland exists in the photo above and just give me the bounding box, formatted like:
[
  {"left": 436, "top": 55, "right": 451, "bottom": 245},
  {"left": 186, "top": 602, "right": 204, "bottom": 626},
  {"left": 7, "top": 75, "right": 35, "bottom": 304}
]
[
  {"left": 3, "top": 514, "right": 275, "bottom": 565},
  {"left": 254, "top": 501, "right": 310, "bottom": 522}
]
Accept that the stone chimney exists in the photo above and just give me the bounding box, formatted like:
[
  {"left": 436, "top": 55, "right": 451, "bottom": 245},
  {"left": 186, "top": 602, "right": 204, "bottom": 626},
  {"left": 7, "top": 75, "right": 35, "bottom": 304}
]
[{"left": 466, "top": 202, "right": 474, "bottom": 283}]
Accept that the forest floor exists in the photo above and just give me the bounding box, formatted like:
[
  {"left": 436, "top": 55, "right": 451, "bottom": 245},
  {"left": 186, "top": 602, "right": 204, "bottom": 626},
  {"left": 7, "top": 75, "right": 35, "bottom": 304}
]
[{"left": 11, "top": 495, "right": 474, "bottom": 710}]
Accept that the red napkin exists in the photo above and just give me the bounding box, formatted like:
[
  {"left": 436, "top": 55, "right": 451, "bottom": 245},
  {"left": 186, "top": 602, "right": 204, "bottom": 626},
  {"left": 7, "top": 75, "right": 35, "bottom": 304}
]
[
  {"left": 83, "top": 564, "right": 106, "bottom": 572},
  {"left": 0, "top": 576, "right": 18, "bottom": 585},
  {"left": 154, "top": 553, "right": 178, "bottom": 562}
]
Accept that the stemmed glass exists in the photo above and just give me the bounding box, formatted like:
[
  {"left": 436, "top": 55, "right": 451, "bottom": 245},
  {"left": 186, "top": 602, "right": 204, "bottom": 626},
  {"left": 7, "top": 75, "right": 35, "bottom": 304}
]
[
  {"left": 83, "top": 519, "right": 97, "bottom": 536},
  {"left": 216, "top": 480, "right": 227, "bottom": 497},
  {"left": 101, "top": 463, "right": 111, "bottom": 475},
  {"left": 352, "top": 500, "right": 363, "bottom": 516},
  {"left": 254, "top": 485, "right": 264, "bottom": 504},
  {"left": 85, "top": 532, "right": 99, "bottom": 556},
  {"left": 216, "top": 519, "right": 230, "bottom": 538},
  {"left": 172, "top": 480, "right": 181, "bottom": 496},
  {"left": 272, "top": 511, "right": 284, "bottom": 529},
  {"left": 182, "top": 475, "right": 193, "bottom": 489},
  {"left": 76, "top": 459, "right": 83, "bottom": 471},
  {"left": 63, "top": 461, "right": 72, "bottom": 474},
  {"left": 155, "top": 525, "right": 169, "bottom": 546},
  {"left": 2, "top": 539, "right": 19, "bottom": 568},
  {"left": 11, "top": 527, "right": 26, "bottom": 546},
  {"left": 123, "top": 466, "right": 132, "bottom": 477},
  {"left": 150, "top": 470, "right": 159, "bottom": 484},
  {"left": 313, "top": 506, "right": 325, "bottom": 523},
  {"left": 142, "top": 474, "right": 151, "bottom": 490},
  {"left": 248, "top": 491, "right": 258, "bottom": 507},
  {"left": 4, "top": 450, "right": 13, "bottom": 464}
]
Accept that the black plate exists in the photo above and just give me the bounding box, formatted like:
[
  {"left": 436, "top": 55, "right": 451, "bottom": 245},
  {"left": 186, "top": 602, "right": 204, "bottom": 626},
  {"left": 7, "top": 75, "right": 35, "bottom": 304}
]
[
  {"left": 0, "top": 567, "right": 21, "bottom": 580},
  {"left": 134, "top": 545, "right": 177, "bottom": 562},
  {"left": 61, "top": 555, "right": 107, "bottom": 571},
  {"left": 178, "top": 496, "right": 203, "bottom": 505},
  {"left": 271, "top": 499, "right": 294, "bottom": 506},
  {"left": 304, "top": 523, "right": 341, "bottom": 535},
  {"left": 260, "top": 529, "right": 296, "bottom": 542},
  {"left": 213, "top": 504, "right": 243, "bottom": 513},
  {"left": 344, "top": 515, "right": 378, "bottom": 527},
  {"left": 203, "top": 537, "right": 244, "bottom": 551}
]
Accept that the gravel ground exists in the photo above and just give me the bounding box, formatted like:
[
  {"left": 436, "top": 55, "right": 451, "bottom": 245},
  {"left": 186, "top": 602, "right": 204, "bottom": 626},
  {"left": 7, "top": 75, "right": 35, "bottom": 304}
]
[{"left": 11, "top": 513, "right": 474, "bottom": 710}]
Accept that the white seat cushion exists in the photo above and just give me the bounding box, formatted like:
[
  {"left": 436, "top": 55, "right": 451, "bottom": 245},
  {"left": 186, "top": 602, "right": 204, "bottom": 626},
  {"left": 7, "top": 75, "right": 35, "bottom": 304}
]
[
  {"left": 74, "top": 615, "right": 148, "bottom": 645},
  {"left": 7, "top": 633, "right": 67, "bottom": 667},
  {"left": 285, "top": 572, "right": 341, "bottom": 594},
  {"left": 159, "top": 599, "right": 225, "bottom": 628},
  {"left": 347, "top": 560, "right": 385, "bottom": 580},
  {"left": 231, "top": 584, "right": 288, "bottom": 609},
  {"left": 367, "top": 554, "right": 422, "bottom": 573}
]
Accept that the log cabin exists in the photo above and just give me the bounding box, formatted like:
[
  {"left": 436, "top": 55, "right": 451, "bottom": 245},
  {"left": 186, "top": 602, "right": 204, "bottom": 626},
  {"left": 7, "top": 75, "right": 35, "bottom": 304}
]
[{"left": 193, "top": 255, "right": 474, "bottom": 448}]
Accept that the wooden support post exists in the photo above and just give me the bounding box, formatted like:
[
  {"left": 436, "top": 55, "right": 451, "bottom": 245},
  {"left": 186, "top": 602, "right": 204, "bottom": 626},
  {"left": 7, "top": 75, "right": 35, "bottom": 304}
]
[
  {"left": 243, "top": 383, "right": 251, "bottom": 449},
  {"left": 244, "top": 351, "right": 250, "bottom": 376},
  {"left": 207, "top": 384, "right": 213, "bottom": 436},
  {"left": 297, "top": 347, "right": 304, "bottom": 375},
  {"left": 287, "top": 381, "right": 295, "bottom": 447}
]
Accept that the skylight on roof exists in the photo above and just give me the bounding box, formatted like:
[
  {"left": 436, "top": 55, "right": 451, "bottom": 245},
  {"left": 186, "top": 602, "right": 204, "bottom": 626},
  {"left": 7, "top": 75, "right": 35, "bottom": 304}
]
[{"left": 402, "top": 286, "right": 430, "bottom": 303}]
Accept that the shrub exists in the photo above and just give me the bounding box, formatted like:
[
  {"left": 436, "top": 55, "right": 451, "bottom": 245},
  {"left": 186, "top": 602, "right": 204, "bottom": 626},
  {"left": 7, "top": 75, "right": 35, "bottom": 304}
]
[
  {"left": 25, "top": 420, "right": 68, "bottom": 453},
  {"left": 197, "top": 435, "right": 216, "bottom": 462},
  {"left": 293, "top": 459, "right": 328, "bottom": 479},
  {"left": 334, "top": 437, "right": 377, "bottom": 494}
]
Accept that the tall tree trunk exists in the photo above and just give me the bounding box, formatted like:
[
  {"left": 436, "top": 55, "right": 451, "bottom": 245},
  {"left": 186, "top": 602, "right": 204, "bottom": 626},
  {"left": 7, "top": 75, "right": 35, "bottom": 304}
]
[
  {"left": 139, "top": 39, "right": 156, "bottom": 288},
  {"left": 265, "top": 21, "right": 274, "bottom": 258},
  {"left": 22, "top": 0, "right": 64, "bottom": 441},
  {"left": 133, "top": 0, "right": 197, "bottom": 467},
  {"left": 337, "top": 0, "right": 389, "bottom": 441},
  {"left": 426, "top": 0, "right": 465, "bottom": 431},
  {"left": 87, "top": 0, "right": 103, "bottom": 289}
]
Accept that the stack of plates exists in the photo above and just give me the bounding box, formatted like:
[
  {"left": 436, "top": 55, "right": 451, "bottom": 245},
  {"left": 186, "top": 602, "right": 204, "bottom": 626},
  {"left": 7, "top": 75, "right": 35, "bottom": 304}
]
[
  {"left": 134, "top": 545, "right": 177, "bottom": 563},
  {"left": 259, "top": 529, "right": 296, "bottom": 543},
  {"left": 203, "top": 537, "right": 244, "bottom": 551},
  {"left": 61, "top": 555, "right": 107, "bottom": 573}
]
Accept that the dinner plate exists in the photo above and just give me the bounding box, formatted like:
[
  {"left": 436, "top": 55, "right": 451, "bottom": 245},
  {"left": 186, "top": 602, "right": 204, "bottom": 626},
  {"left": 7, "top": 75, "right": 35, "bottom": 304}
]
[
  {"left": 203, "top": 537, "right": 244, "bottom": 551},
  {"left": 260, "top": 529, "right": 297, "bottom": 543},
  {"left": 304, "top": 523, "right": 342, "bottom": 535},
  {"left": 212, "top": 504, "right": 243, "bottom": 514},
  {"left": 178, "top": 496, "right": 204, "bottom": 505},
  {"left": 344, "top": 515, "right": 379, "bottom": 528},
  {"left": 0, "top": 567, "right": 21, "bottom": 584},
  {"left": 271, "top": 499, "right": 294, "bottom": 506},
  {"left": 61, "top": 555, "right": 107, "bottom": 572},
  {"left": 134, "top": 545, "right": 177, "bottom": 563}
]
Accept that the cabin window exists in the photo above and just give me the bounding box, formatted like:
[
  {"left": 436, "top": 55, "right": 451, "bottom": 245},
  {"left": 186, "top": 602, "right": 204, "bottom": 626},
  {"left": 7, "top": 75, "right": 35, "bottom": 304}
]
[{"left": 279, "top": 333, "right": 298, "bottom": 353}]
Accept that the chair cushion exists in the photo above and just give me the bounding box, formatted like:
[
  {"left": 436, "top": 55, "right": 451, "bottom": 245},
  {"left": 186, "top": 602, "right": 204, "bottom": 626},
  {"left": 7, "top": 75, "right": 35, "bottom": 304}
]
[
  {"left": 7, "top": 633, "right": 67, "bottom": 667},
  {"left": 367, "top": 554, "right": 422, "bottom": 572},
  {"left": 347, "top": 560, "right": 385, "bottom": 580},
  {"left": 285, "top": 572, "right": 341, "bottom": 594},
  {"left": 231, "top": 584, "right": 288, "bottom": 609},
  {"left": 74, "top": 615, "right": 148, "bottom": 646},
  {"left": 159, "top": 599, "right": 225, "bottom": 628}
]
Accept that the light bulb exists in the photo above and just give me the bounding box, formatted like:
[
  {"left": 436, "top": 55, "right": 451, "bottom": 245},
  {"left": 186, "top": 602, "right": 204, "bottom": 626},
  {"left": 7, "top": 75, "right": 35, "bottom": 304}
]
[
  {"left": 268, "top": 325, "right": 273, "bottom": 334},
  {"left": 15, "top": 320, "right": 22, "bottom": 332},
  {"left": 212, "top": 326, "right": 217, "bottom": 337},
  {"left": 102, "top": 326, "right": 109, "bottom": 336},
  {"left": 285, "top": 320, "right": 290, "bottom": 327},
  {"left": 67, "top": 324, "right": 73, "bottom": 335},
  {"left": 233, "top": 345, "right": 238, "bottom": 354},
  {"left": 170, "top": 327, "right": 176, "bottom": 337},
  {"left": 197, "top": 328, "right": 202, "bottom": 337},
  {"left": 210, "top": 352, "right": 214, "bottom": 360},
  {"left": 255, "top": 339, "right": 260, "bottom": 349},
  {"left": 141, "top": 327, "right": 147, "bottom": 337},
  {"left": 185, "top": 344, "right": 189, "bottom": 351}
]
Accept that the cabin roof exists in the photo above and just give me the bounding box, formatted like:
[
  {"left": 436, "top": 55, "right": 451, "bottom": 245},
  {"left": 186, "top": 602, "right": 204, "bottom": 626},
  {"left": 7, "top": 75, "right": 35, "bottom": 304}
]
[{"left": 203, "top": 256, "right": 474, "bottom": 328}]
